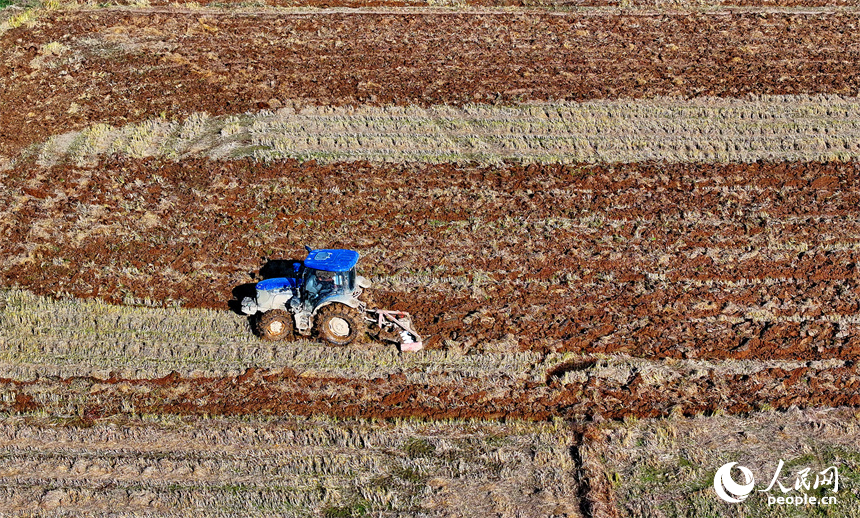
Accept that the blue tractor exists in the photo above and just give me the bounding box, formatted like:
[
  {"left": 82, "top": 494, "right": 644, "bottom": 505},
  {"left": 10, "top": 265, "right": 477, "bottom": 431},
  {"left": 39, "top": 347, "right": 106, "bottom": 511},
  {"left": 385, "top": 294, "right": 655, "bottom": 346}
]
[{"left": 241, "top": 247, "right": 422, "bottom": 350}]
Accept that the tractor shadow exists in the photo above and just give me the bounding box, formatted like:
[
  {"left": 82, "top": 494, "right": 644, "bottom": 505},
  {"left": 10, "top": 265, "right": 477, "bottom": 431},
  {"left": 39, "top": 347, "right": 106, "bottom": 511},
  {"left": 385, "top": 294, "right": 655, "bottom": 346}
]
[{"left": 227, "top": 259, "right": 303, "bottom": 321}]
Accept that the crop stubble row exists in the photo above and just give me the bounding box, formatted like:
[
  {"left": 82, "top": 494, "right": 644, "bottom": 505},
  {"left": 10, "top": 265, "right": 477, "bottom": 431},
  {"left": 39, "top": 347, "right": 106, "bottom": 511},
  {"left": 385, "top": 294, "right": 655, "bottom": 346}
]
[
  {"left": 23, "top": 97, "right": 860, "bottom": 167},
  {"left": 3, "top": 289, "right": 855, "bottom": 417},
  {"left": 0, "top": 288, "right": 547, "bottom": 380},
  {"left": 0, "top": 415, "right": 578, "bottom": 516}
]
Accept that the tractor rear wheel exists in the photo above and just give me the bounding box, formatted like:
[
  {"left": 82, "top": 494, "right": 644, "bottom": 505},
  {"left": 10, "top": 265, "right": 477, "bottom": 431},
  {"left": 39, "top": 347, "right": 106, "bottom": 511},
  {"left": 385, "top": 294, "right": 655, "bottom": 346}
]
[
  {"left": 257, "top": 309, "right": 294, "bottom": 341},
  {"left": 315, "top": 304, "right": 363, "bottom": 346}
]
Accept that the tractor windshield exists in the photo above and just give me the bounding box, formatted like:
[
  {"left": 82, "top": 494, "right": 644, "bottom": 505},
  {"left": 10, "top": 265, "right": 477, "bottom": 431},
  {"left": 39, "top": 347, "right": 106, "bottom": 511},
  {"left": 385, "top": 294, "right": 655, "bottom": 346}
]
[{"left": 304, "top": 268, "right": 353, "bottom": 300}]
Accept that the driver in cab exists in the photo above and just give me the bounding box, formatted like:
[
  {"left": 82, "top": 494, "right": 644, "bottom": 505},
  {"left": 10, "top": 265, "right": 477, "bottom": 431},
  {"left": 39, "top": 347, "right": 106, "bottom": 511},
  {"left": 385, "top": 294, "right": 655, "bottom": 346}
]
[{"left": 306, "top": 270, "right": 336, "bottom": 302}]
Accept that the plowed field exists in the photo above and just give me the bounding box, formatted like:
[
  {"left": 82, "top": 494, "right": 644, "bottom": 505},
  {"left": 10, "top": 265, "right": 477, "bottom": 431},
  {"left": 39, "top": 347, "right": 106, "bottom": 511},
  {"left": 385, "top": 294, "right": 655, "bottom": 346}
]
[
  {"left": 3, "top": 158, "right": 860, "bottom": 361},
  {"left": 3, "top": 0, "right": 860, "bottom": 515},
  {"left": 3, "top": 8, "right": 860, "bottom": 157}
]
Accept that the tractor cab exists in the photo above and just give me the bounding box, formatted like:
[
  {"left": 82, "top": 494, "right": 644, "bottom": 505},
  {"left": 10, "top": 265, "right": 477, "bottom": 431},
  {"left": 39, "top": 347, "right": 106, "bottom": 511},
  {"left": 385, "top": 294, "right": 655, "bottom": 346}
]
[{"left": 301, "top": 248, "right": 360, "bottom": 307}]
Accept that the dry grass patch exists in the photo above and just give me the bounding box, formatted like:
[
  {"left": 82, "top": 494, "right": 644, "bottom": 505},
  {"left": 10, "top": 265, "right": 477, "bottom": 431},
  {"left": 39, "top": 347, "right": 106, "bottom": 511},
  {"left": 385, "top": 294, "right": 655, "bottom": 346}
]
[
  {"left": 20, "top": 95, "right": 860, "bottom": 167},
  {"left": 596, "top": 408, "right": 860, "bottom": 517},
  {"left": 0, "top": 414, "right": 582, "bottom": 517},
  {"left": 0, "top": 288, "right": 547, "bottom": 381}
]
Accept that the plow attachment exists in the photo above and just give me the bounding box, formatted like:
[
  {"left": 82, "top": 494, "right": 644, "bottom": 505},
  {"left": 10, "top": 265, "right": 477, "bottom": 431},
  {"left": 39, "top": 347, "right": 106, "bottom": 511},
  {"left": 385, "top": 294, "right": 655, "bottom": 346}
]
[{"left": 365, "top": 309, "right": 423, "bottom": 351}]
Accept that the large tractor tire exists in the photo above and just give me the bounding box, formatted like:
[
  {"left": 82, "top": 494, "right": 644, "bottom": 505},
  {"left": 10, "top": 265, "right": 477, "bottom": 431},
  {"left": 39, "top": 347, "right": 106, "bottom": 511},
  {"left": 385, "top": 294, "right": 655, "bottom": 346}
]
[
  {"left": 315, "top": 304, "right": 363, "bottom": 346},
  {"left": 257, "top": 309, "right": 294, "bottom": 341}
]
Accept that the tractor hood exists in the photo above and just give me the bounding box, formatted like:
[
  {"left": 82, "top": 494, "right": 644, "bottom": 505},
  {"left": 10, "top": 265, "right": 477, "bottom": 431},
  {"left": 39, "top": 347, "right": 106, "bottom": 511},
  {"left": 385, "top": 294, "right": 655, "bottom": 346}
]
[
  {"left": 256, "top": 277, "right": 299, "bottom": 292},
  {"left": 303, "top": 249, "right": 359, "bottom": 272}
]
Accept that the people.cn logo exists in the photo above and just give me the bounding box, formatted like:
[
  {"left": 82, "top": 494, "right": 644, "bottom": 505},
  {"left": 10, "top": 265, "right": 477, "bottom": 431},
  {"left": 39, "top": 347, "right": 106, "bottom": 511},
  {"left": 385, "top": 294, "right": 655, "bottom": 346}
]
[
  {"left": 714, "top": 462, "right": 756, "bottom": 503},
  {"left": 713, "top": 459, "right": 839, "bottom": 506}
]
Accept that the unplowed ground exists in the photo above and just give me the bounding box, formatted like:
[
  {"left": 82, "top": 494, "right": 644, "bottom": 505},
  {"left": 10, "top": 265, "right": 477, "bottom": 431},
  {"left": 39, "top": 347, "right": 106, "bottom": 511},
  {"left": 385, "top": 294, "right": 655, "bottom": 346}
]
[
  {"left": 598, "top": 407, "right": 860, "bottom": 516},
  {"left": 3, "top": 8, "right": 860, "bottom": 157},
  {"left": 0, "top": 415, "right": 580, "bottom": 517}
]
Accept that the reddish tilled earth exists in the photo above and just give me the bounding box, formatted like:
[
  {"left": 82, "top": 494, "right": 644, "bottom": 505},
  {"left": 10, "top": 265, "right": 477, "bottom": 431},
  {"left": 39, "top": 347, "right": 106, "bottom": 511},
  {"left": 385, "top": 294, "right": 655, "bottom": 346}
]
[
  {"left": 2, "top": 361, "right": 859, "bottom": 421},
  {"left": 2, "top": 9, "right": 860, "bottom": 156},
  {"left": 3, "top": 157, "right": 860, "bottom": 362},
  {"left": 96, "top": 0, "right": 860, "bottom": 7}
]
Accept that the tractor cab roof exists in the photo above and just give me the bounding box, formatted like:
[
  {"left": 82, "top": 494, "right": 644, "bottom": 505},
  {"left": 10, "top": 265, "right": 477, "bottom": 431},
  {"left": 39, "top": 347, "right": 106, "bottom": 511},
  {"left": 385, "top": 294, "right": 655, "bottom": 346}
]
[{"left": 303, "top": 248, "right": 359, "bottom": 272}]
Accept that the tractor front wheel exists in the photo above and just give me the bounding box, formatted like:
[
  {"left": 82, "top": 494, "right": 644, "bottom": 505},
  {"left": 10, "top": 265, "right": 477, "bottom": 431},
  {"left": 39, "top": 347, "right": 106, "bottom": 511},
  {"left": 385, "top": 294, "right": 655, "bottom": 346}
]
[
  {"left": 257, "top": 309, "right": 294, "bottom": 341},
  {"left": 315, "top": 304, "right": 363, "bottom": 346}
]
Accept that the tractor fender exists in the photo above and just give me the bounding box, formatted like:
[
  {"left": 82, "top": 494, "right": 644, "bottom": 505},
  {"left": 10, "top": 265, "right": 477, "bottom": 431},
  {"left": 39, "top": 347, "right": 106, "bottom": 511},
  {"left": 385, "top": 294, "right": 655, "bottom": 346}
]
[{"left": 312, "top": 295, "right": 361, "bottom": 316}]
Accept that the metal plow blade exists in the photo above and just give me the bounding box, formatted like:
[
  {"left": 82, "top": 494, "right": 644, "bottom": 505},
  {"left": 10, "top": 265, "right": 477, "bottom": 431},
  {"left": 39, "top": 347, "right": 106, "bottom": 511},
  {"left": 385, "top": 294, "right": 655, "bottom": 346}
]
[{"left": 367, "top": 309, "right": 423, "bottom": 351}]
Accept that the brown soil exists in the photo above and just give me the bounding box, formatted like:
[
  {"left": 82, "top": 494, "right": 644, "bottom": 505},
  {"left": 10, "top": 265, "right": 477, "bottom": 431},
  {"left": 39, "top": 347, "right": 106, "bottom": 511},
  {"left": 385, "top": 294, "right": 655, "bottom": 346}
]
[
  {"left": 3, "top": 158, "right": 860, "bottom": 361},
  {"left": 3, "top": 9, "right": 860, "bottom": 156},
  {"left": 99, "top": 0, "right": 860, "bottom": 7},
  {"left": 1, "top": 360, "right": 858, "bottom": 421}
]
